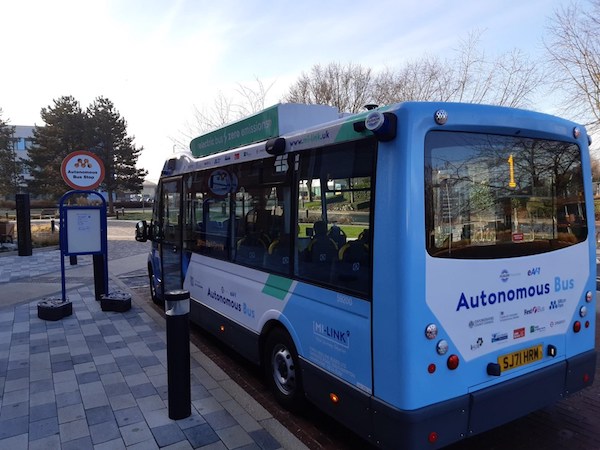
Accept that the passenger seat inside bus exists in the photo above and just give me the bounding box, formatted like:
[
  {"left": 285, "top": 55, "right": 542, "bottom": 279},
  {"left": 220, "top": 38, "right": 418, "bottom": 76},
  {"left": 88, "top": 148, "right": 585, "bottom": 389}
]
[
  {"left": 327, "top": 224, "right": 347, "bottom": 249},
  {"left": 236, "top": 233, "right": 267, "bottom": 266},
  {"left": 337, "top": 229, "right": 370, "bottom": 292},
  {"left": 236, "top": 209, "right": 273, "bottom": 267},
  {"left": 299, "top": 221, "right": 339, "bottom": 282},
  {"left": 265, "top": 234, "right": 291, "bottom": 272}
]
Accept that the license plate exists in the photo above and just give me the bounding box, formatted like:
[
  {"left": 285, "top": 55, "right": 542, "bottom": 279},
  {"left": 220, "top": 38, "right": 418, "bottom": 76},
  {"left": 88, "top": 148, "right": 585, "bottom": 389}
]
[{"left": 498, "top": 344, "right": 543, "bottom": 372}]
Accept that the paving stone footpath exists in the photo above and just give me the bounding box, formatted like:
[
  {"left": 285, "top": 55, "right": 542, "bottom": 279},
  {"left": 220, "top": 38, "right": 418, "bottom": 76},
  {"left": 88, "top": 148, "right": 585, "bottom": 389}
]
[{"left": 0, "top": 238, "right": 307, "bottom": 449}]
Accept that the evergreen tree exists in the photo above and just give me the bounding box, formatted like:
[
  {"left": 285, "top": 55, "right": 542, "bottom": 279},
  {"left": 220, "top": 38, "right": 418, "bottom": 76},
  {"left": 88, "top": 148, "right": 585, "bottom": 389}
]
[
  {"left": 27, "top": 95, "right": 146, "bottom": 206},
  {"left": 87, "top": 96, "right": 147, "bottom": 213},
  {"left": 27, "top": 96, "right": 88, "bottom": 198},
  {"left": 0, "top": 110, "right": 19, "bottom": 199}
]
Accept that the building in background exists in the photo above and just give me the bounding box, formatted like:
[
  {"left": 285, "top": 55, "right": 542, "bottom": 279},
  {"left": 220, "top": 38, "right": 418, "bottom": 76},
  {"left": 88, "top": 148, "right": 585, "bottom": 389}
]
[{"left": 10, "top": 125, "right": 34, "bottom": 189}]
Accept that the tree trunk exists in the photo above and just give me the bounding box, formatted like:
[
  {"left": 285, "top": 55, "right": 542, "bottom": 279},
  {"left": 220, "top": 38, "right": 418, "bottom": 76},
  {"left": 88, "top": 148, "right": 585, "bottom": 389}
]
[{"left": 107, "top": 190, "right": 114, "bottom": 215}]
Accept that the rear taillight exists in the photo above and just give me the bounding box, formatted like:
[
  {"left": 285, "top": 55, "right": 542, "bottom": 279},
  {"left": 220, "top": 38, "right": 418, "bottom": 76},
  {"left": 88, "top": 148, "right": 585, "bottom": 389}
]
[
  {"left": 447, "top": 354, "right": 459, "bottom": 370},
  {"left": 583, "top": 373, "right": 590, "bottom": 384},
  {"left": 428, "top": 431, "right": 439, "bottom": 444}
]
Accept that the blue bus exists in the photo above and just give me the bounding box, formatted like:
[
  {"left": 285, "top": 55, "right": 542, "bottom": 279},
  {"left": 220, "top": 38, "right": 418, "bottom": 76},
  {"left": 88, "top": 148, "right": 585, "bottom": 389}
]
[{"left": 136, "top": 102, "right": 596, "bottom": 449}]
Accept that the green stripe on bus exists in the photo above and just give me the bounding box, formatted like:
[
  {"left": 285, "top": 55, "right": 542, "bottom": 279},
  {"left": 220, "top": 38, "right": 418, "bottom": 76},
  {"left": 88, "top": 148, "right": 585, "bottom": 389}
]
[{"left": 262, "top": 274, "right": 293, "bottom": 300}]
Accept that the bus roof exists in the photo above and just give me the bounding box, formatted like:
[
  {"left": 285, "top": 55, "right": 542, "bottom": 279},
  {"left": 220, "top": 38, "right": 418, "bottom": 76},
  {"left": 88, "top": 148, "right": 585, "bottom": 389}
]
[
  {"left": 189, "top": 103, "right": 340, "bottom": 157},
  {"left": 162, "top": 102, "right": 586, "bottom": 178}
]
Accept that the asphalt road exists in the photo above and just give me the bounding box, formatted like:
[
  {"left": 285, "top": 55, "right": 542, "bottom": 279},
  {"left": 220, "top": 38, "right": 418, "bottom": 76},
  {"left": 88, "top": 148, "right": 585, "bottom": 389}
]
[{"left": 109, "top": 220, "right": 600, "bottom": 450}]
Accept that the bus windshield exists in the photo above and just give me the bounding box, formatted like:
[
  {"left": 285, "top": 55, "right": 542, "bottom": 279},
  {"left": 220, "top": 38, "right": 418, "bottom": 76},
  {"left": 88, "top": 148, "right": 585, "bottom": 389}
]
[{"left": 425, "top": 131, "right": 586, "bottom": 258}]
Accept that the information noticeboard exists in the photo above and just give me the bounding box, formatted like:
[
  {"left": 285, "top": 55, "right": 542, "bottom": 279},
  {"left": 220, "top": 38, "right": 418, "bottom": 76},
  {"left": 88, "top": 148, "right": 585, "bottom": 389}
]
[{"left": 65, "top": 208, "right": 102, "bottom": 254}]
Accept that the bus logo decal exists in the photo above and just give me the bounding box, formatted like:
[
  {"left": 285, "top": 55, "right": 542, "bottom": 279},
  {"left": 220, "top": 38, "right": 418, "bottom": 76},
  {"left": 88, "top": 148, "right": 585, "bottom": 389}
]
[
  {"left": 468, "top": 316, "right": 494, "bottom": 328},
  {"left": 207, "top": 287, "right": 242, "bottom": 312},
  {"left": 470, "top": 337, "right": 483, "bottom": 350},
  {"left": 499, "top": 311, "right": 519, "bottom": 322},
  {"left": 549, "top": 298, "right": 567, "bottom": 310},
  {"left": 524, "top": 306, "right": 545, "bottom": 315},
  {"left": 456, "top": 282, "right": 551, "bottom": 312},
  {"left": 313, "top": 322, "right": 350, "bottom": 348},
  {"left": 530, "top": 325, "right": 546, "bottom": 333},
  {"left": 513, "top": 328, "right": 526, "bottom": 339},
  {"left": 491, "top": 332, "right": 508, "bottom": 343}
]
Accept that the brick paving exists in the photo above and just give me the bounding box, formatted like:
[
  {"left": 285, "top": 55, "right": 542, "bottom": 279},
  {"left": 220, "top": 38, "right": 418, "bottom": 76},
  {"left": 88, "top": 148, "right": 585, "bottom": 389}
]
[
  {"left": 0, "top": 227, "right": 306, "bottom": 449},
  {"left": 2, "top": 221, "right": 598, "bottom": 449}
]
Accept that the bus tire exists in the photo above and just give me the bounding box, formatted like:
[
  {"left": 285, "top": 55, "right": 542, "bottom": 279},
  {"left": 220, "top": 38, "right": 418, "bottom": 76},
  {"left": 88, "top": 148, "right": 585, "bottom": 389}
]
[
  {"left": 148, "top": 266, "right": 161, "bottom": 306},
  {"left": 264, "top": 328, "right": 305, "bottom": 412}
]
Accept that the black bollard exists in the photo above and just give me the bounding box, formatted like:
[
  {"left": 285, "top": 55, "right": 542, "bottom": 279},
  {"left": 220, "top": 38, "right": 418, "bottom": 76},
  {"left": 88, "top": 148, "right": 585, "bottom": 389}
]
[
  {"left": 165, "top": 290, "right": 191, "bottom": 420},
  {"left": 15, "top": 194, "right": 32, "bottom": 256},
  {"left": 93, "top": 254, "right": 106, "bottom": 301}
]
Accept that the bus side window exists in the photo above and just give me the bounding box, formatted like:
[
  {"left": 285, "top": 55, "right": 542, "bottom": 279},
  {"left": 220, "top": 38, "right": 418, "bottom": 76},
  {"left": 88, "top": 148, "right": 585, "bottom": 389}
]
[
  {"left": 233, "top": 159, "right": 291, "bottom": 272},
  {"left": 201, "top": 197, "right": 230, "bottom": 260},
  {"left": 184, "top": 169, "right": 231, "bottom": 260},
  {"left": 295, "top": 140, "right": 375, "bottom": 298}
]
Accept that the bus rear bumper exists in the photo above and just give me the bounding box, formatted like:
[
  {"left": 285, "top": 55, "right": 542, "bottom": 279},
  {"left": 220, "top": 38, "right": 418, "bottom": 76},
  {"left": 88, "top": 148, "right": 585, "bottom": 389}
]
[{"left": 371, "top": 350, "right": 596, "bottom": 449}]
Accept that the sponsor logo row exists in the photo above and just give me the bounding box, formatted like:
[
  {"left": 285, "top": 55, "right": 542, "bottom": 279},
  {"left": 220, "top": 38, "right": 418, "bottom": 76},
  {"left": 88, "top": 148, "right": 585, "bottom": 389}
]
[
  {"left": 473, "top": 319, "right": 566, "bottom": 350},
  {"left": 468, "top": 299, "right": 567, "bottom": 329}
]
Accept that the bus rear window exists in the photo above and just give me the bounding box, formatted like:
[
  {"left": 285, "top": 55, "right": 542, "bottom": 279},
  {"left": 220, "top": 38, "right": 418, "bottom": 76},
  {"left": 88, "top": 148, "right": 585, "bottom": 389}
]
[{"left": 425, "top": 131, "right": 587, "bottom": 259}]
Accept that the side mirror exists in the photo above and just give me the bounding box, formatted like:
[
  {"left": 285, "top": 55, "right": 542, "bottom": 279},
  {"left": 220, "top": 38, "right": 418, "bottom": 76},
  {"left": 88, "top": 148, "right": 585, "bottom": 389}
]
[{"left": 135, "top": 220, "right": 148, "bottom": 242}]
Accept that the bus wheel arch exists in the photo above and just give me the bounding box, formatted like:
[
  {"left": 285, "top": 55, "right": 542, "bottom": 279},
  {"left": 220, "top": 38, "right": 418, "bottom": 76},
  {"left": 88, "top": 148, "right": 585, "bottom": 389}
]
[{"left": 261, "top": 323, "right": 306, "bottom": 412}]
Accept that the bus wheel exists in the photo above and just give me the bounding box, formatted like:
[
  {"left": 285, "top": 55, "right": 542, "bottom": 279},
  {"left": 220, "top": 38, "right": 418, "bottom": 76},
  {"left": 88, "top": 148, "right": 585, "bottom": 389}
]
[{"left": 264, "top": 328, "right": 305, "bottom": 412}]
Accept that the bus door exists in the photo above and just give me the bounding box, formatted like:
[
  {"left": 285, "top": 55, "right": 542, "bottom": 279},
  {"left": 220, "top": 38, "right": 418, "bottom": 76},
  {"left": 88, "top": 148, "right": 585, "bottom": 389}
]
[{"left": 159, "top": 177, "right": 183, "bottom": 295}]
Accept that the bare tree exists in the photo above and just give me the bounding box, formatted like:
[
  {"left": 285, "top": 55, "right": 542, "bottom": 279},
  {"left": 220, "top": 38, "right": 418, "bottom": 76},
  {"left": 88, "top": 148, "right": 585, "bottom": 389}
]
[
  {"left": 545, "top": 1, "right": 600, "bottom": 132},
  {"left": 286, "top": 32, "right": 543, "bottom": 113},
  {"left": 173, "top": 78, "right": 274, "bottom": 151},
  {"left": 590, "top": 153, "right": 600, "bottom": 180},
  {"left": 286, "top": 62, "right": 375, "bottom": 114}
]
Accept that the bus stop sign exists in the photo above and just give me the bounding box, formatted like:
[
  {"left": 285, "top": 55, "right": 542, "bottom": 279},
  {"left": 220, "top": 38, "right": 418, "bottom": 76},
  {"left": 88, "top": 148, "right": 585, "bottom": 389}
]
[{"left": 61, "top": 151, "right": 105, "bottom": 190}]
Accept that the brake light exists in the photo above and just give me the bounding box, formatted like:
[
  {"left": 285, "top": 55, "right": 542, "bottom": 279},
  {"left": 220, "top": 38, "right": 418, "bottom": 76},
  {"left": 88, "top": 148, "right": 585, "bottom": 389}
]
[
  {"left": 428, "top": 364, "right": 436, "bottom": 374},
  {"left": 428, "top": 431, "right": 439, "bottom": 444},
  {"left": 573, "top": 321, "right": 581, "bottom": 333},
  {"left": 447, "top": 354, "right": 459, "bottom": 370}
]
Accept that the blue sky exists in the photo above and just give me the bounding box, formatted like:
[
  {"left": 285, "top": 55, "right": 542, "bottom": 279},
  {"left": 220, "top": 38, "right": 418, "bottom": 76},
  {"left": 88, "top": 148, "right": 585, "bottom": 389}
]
[{"left": 0, "top": 0, "right": 578, "bottom": 181}]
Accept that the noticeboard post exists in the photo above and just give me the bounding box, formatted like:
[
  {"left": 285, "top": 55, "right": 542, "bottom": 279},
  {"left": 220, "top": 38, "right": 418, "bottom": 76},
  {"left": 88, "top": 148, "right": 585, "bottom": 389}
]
[
  {"left": 59, "top": 151, "right": 107, "bottom": 302},
  {"left": 59, "top": 191, "right": 108, "bottom": 302}
]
